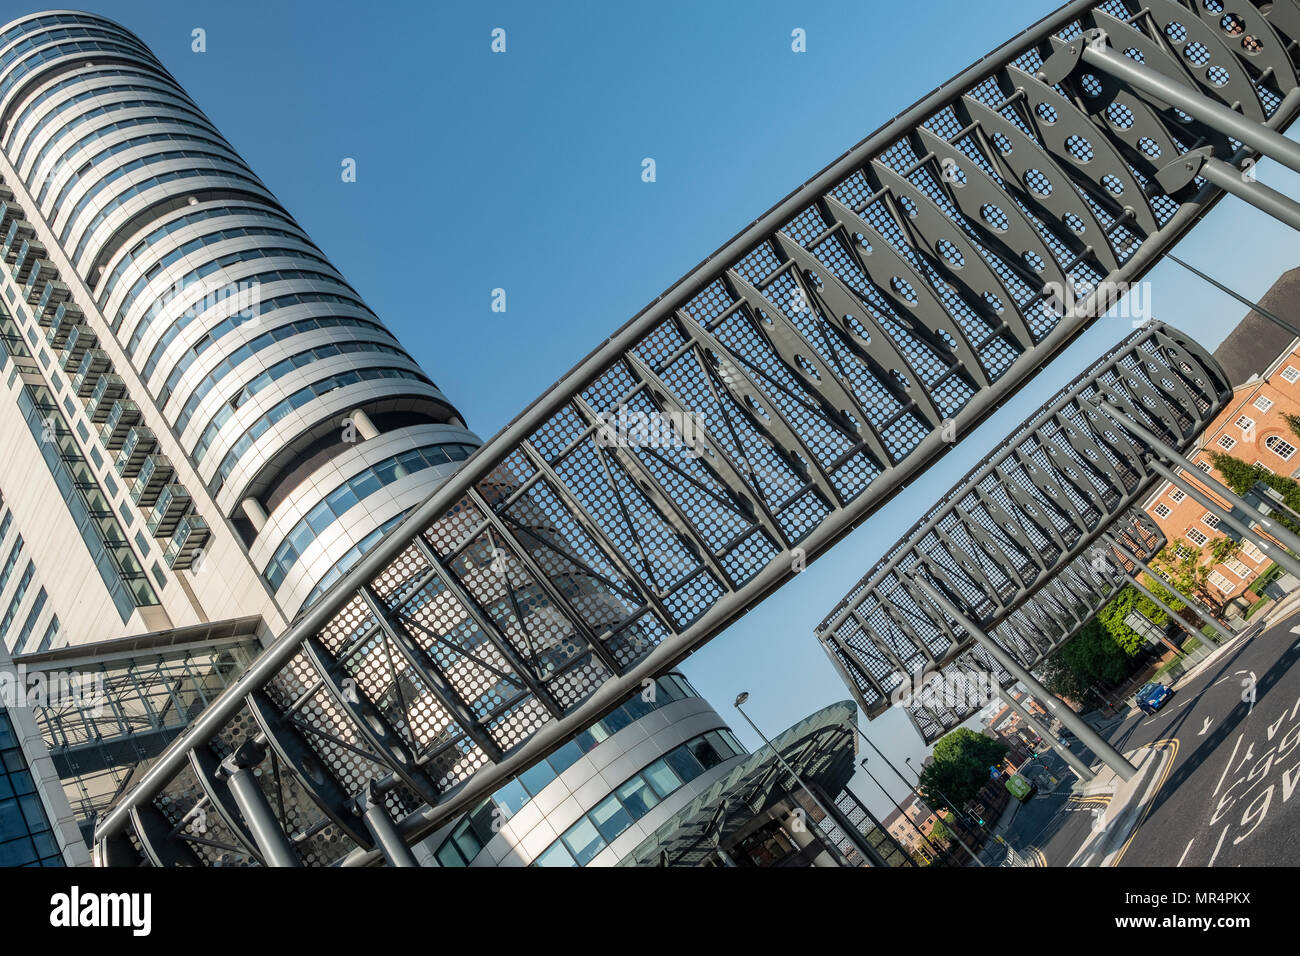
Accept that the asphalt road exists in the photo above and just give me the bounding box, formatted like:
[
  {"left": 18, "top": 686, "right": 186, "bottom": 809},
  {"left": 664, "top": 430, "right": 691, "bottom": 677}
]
[{"left": 1005, "top": 608, "right": 1300, "bottom": 866}]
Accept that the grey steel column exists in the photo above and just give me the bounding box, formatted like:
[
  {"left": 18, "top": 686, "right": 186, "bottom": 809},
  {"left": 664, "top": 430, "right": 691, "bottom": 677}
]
[
  {"left": 219, "top": 740, "right": 300, "bottom": 867},
  {"left": 810, "top": 782, "right": 891, "bottom": 867},
  {"left": 1100, "top": 536, "right": 1234, "bottom": 644},
  {"left": 1154, "top": 150, "right": 1300, "bottom": 233},
  {"left": 1057, "top": 32, "right": 1300, "bottom": 178},
  {"left": 1092, "top": 398, "right": 1300, "bottom": 573},
  {"left": 354, "top": 780, "right": 418, "bottom": 867},
  {"left": 996, "top": 686, "right": 1095, "bottom": 783},
  {"left": 1146, "top": 458, "right": 1300, "bottom": 582},
  {"left": 911, "top": 574, "right": 1137, "bottom": 781}
]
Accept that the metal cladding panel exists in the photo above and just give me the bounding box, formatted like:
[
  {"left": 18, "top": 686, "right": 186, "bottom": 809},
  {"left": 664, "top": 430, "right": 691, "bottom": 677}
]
[
  {"left": 85, "top": 0, "right": 1295, "bottom": 864},
  {"left": 816, "top": 323, "right": 1231, "bottom": 738}
]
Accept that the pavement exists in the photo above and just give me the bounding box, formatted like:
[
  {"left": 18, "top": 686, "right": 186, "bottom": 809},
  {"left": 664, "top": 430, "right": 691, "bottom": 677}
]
[{"left": 989, "top": 594, "right": 1300, "bottom": 866}]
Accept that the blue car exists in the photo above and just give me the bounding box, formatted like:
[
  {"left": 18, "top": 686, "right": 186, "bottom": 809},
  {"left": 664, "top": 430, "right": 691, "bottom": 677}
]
[{"left": 1137, "top": 682, "right": 1173, "bottom": 715}]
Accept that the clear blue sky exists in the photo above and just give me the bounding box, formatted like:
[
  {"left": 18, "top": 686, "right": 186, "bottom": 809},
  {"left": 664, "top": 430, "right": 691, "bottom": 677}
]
[{"left": 51, "top": 0, "right": 1300, "bottom": 817}]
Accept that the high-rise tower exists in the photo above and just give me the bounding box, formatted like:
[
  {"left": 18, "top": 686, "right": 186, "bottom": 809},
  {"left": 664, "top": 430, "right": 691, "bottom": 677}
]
[{"left": 0, "top": 10, "right": 479, "bottom": 651}]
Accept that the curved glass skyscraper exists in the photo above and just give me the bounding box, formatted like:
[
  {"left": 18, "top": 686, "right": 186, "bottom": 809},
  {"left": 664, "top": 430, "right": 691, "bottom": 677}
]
[{"left": 0, "top": 10, "right": 478, "bottom": 638}]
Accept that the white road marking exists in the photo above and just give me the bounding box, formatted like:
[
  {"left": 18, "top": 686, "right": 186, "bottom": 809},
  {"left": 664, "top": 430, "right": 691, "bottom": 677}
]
[
  {"left": 1198, "top": 717, "right": 1213, "bottom": 736},
  {"left": 1208, "top": 825, "right": 1230, "bottom": 867},
  {"left": 1177, "top": 838, "right": 1195, "bottom": 867},
  {"left": 1213, "top": 734, "right": 1243, "bottom": 798}
]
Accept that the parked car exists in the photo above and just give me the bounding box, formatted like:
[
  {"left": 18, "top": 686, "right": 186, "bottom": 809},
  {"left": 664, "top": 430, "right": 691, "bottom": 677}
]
[{"left": 1137, "top": 681, "right": 1173, "bottom": 715}]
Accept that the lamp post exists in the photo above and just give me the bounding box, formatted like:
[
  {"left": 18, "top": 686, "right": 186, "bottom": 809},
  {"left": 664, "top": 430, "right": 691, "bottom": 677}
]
[
  {"left": 733, "top": 692, "right": 855, "bottom": 867},
  {"left": 859, "top": 755, "right": 949, "bottom": 866},
  {"left": 903, "top": 756, "right": 985, "bottom": 866}
]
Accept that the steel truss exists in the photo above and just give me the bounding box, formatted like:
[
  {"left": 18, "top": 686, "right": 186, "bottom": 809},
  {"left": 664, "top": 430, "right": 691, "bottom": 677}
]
[
  {"left": 817, "top": 323, "right": 1232, "bottom": 742},
  {"left": 94, "top": 0, "right": 1295, "bottom": 864}
]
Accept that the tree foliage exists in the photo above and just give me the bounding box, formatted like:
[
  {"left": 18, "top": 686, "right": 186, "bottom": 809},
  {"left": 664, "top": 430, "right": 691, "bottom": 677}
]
[
  {"left": 917, "top": 727, "right": 1008, "bottom": 809},
  {"left": 1209, "top": 451, "right": 1300, "bottom": 537},
  {"left": 1041, "top": 584, "right": 1158, "bottom": 702}
]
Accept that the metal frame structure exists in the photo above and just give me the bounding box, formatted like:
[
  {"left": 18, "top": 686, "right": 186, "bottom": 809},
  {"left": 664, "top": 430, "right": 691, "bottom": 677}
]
[
  {"left": 94, "top": 0, "right": 1300, "bottom": 865},
  {"left": 817, "top": 323, "right": 1232, "bottom": 742}
]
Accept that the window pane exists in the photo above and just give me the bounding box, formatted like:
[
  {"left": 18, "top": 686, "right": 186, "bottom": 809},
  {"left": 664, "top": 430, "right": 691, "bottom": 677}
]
[
  {"left": 617, "top": 776, "right": 660, "bottom": 820},
  {"left": 590, "top": 793, "right": 632, "bottom": 843},
  {"left": 534, "top": 841, "right": 577, "bottom": 868},
  {"left": 548, "top": 738, "right": 584, "bottom": 775},
  {"left": 562, "top": 817, "right": 605, "bottom": 866},
  {"left": 519, "top": 758, "right": 557, "bottom": 797},
  {"left": 665, "top": 746, "right": 704, "bottom": 784},
  {"left": 642, "top": 758, "right": 681, "bottom": 798},
  {"left": 688, "top": 736, "right": 724, "bottom": 771}
]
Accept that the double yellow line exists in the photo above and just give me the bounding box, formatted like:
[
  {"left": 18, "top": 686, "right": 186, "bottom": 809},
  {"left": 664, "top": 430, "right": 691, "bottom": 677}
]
[{"left": 1111, "top": 738, "right": 1179, "bottom": 867}]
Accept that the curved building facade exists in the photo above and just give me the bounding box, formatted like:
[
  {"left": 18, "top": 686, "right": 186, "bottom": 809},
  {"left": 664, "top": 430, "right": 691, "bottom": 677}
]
[
  {"left": 0, "top": 11, "right": 477, "bottom": 625},
  {"left": 423, "top": 672, "right": 748, "bottom": 867}
]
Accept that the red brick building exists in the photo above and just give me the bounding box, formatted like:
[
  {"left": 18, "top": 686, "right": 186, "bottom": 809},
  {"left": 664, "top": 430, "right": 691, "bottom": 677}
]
[{"left": 1140, "top": 271, "right": 1300, "bottom": 606}]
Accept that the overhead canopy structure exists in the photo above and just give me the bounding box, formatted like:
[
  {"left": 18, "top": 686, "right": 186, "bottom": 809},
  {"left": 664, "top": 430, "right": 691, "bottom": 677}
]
[
  {"left": 816, "top": 323, "right": 1231, "bottom": 740},
  {"left": 94, "top": 0, "right": 1298, "bottom": 865},
  {"left": 617, "top": 701, "right": 907, "bottom": 868}
]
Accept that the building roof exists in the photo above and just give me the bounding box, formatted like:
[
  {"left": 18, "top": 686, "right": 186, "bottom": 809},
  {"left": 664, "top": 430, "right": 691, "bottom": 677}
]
[{"left": 1211, "top": 268, "right": 1300, "bottom": 387}]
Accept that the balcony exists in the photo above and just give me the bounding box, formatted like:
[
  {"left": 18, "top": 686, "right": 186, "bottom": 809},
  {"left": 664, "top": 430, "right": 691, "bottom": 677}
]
[
  {"left": 115, "top": 426, "right": 157, "bottom": 478},
  {"left": 46, "top": 302, "right": 84, "bottom": 348},
  {"left": 12, "top": 239, "right": 47, "bottom": 283},
  {"left": 146, "top": 483, "right": 192, "bottom": 537},
  {"left": 130, "top": 454, "right": 173, "bottom": 508},
  {"left": 72, "top": 349, "right": 111, "bottom": 396},
  {"left": 85, "top": 374, "right": 127, "bottom": 422},
  {"left": 61, "top": 325, "right": 98, "bottom": 370},
  {"left": 99, "top": 400, "right": 141, "bottom": 450},
  {"left": 36, "top": 279, "right": 69, "bottom": 319},
  {"left": 1, "top": 219, "right": 32, "bottom": 262},
  {"left": 164, "top": 514, "right": 209, "bottom": 570},
  {"left": 23, "top": 259, "right": 56, "bottom": 303}
]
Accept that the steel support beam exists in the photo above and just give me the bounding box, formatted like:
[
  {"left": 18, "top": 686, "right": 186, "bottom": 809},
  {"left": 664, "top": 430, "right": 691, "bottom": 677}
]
[
  {"left": 218, "top": 740, "right": 301, "bottom": 868},
  {"left": 354, "top": 780, "right": 418, "bottom": 867},
  {"left": 911, "top": 574, "right": 1136, "bottom": 781},
  {"left": 996, "top": 685, "right": 1095, "bottom": 784},
  {"left": 1047, "top": 31, "right": 1300, "bottom": 178},
  {"left": 1101, "top": 534, "right": 1234, "bottom": 644},
  {"left": 1092, "top": 398, "right": 1300, "bottom": 573}
]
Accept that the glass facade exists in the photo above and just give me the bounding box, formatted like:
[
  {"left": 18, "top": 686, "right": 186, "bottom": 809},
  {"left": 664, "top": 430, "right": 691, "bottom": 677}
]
[
  {"left": 0, "top": 710, "right": 62, "bottom": 866},
  {"left": 534, "top": 729, "right": 746, "bottom": 867},
  {"left": 264, "top": 442, "right": 475, "bottom": 590},
  {"left": 16, "top": 384, "right": 159, "bottom": 621},
  {"left": 432, "top": 673, "right": 738, "bottom": 867}
]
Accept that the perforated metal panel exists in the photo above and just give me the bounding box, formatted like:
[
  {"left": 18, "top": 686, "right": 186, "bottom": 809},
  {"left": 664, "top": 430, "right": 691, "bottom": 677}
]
[
  {"left": 94, "top": 0, "right": 1298, "bottom": 864},
  {"left": 817, "top": 323, "right": 1231, "bottom": 740}
]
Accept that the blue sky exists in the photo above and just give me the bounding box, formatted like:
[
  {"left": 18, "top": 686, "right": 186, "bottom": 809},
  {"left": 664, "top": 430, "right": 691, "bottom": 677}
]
[{"left": 49, "top": 0, "right": 1300, "bottom": 817}]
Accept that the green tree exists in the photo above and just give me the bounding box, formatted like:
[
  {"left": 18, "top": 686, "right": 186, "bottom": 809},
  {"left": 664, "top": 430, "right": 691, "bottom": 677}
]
[
  {"left": 917, "top": 727, "right": 1009, "bottom": 809},
  {"left": 928, "top": 815, "right": 953, "bottom": 849},
  {"left": 1150, "top": 534, "right": 1241, "bottom": 611},
  {"left": 1209, "top": 451, "right": 1300, "bottom": 538},
  {"left": 1041, "top": 581, "right": 1164, "bottom": 704}
]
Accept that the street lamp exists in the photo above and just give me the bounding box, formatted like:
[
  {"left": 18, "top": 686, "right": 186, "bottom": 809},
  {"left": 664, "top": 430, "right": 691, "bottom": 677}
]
[
  {"left": 733, "top": 692, "right": 854, "bottom": 867},
  {"left": 903, "top": 756, "right": 985, "bottom": 866},
  {"left": 859, "top": 754, "right": 949, "bottom": 865}
]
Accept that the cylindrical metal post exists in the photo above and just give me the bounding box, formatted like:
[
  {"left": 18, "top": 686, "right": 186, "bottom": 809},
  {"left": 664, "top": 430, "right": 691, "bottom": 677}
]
[
  {"left": 1196, "top": 155, "right": 1300, "bottom": 233},
  {"left": 1077, "top": 36, "right": 1300, "bottom": 177},
  {"left": 996, "top": 686, "right": 1096, "bottom": 783},
  {"left": 1146, "top": 459, "right": 1300, "bottom": 583},
  {"left": 219, "top": 740, "right": 300, "bottom": 867},
  {"left": 1093, "top": 397, "right": 1300, "bottom": 560},
  {"left": 1100, "top": 535, "right": 1235, "bottom": 643},
  {"left": 911, "top": 574, "right": 1137, "bottom": 781},
  {"left": 355, "top": 781, "right": 418, "bottom": 867}
]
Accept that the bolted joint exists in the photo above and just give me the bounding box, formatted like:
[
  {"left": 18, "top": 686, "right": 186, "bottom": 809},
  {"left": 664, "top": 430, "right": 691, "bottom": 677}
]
[
  {"left": 350, "top": 778, "right": 384, "bottom": 816},
  {"left": 1154, "top": 147, "right": 1210, "bottom": 199},
  {"left": 218, "top": 738, "right": 267, "bottom": 777}
]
